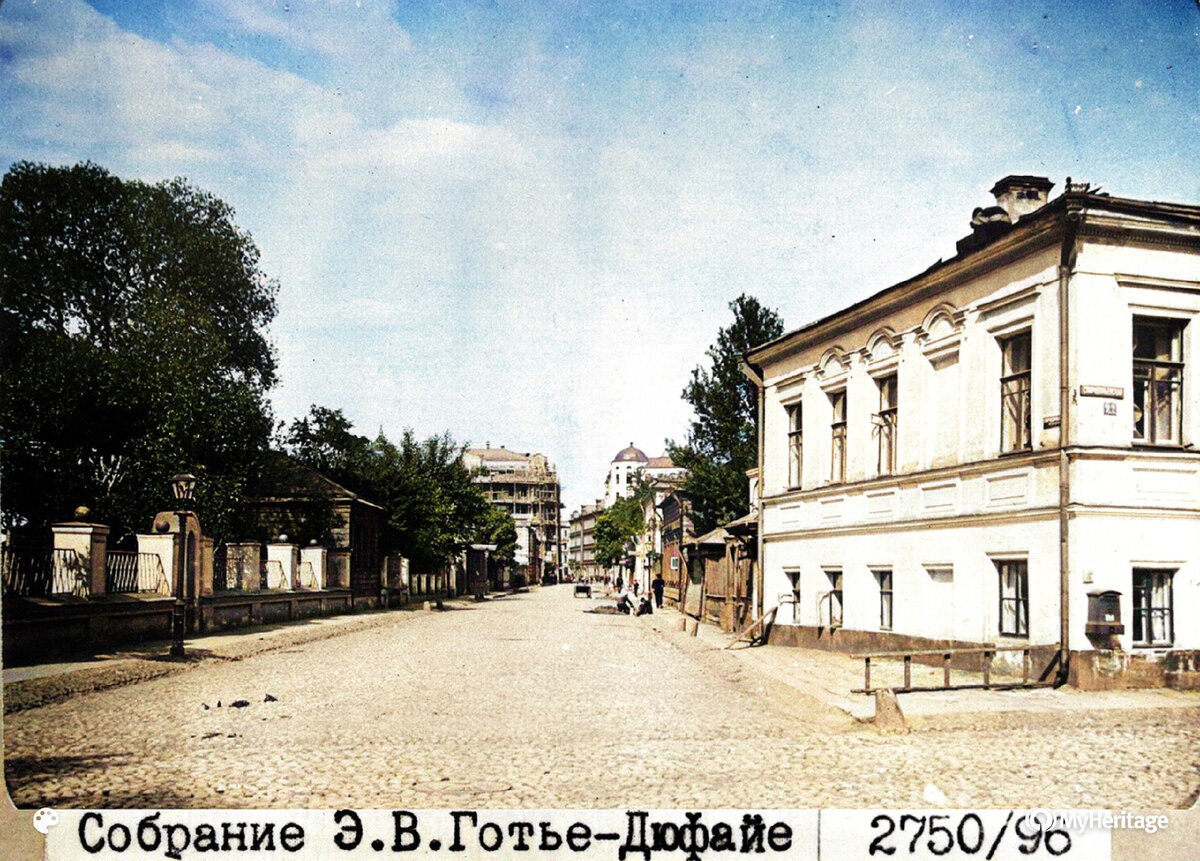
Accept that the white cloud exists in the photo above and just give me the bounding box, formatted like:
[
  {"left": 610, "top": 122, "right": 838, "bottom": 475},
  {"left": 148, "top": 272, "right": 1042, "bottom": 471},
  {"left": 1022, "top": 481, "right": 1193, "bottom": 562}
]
[{"left": 3, "top": 0, "right": 1198, "bottom": 513}]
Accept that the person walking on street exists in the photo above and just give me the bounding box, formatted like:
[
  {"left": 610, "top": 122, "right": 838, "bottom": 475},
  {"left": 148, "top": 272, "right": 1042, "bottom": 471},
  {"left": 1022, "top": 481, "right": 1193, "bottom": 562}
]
[{"left": 652, "top": 574, "right": 665, "bottom": 609}]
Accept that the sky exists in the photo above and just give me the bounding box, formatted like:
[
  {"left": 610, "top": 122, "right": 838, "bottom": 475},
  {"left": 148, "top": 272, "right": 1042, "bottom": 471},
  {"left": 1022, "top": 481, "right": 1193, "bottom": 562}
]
[{"left": 2, "top": 0, "right": 1198, "bottom": 515}]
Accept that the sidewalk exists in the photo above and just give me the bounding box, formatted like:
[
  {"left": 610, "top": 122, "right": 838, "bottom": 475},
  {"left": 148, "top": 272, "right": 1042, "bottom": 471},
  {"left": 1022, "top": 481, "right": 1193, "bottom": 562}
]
[
  {"left": 637, "top": 601, "right": 1200, "bottom": 722},
  {"left": 2, "top": 597, "right": 476, "bottom": 713}
]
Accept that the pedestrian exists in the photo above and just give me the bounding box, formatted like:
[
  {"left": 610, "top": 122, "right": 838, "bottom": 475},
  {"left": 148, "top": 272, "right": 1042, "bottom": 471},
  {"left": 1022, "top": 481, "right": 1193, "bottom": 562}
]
[
  {"left": 636, "top": 593, "right": 653, "bottom": 616},
  {"left": 652, "top": 574, "right": 665, "bottom": 608},
  {"left": 631, "top": 578, "right": 640, "bottom": 596},
  {"left": 615, "top": 574, "right": 623, "bottom": 593}
]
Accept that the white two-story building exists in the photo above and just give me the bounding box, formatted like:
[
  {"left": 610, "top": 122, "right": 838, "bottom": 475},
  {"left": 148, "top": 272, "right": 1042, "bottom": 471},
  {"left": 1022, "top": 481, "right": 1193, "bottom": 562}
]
[{"left": 745, "top": 176, "right": 1200, "bottom": 689}]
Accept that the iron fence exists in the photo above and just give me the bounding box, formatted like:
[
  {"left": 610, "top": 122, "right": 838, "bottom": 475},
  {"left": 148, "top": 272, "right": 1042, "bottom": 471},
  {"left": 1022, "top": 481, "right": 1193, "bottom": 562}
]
[
  {"left": 212, "top": 544, "right": 228, "bottom": 592},
  {"left": 105, "top": 551, "right": 168, "bottom": 594},
  {"left": 1, "top": 546, "right": 88, "bottom": 597}
]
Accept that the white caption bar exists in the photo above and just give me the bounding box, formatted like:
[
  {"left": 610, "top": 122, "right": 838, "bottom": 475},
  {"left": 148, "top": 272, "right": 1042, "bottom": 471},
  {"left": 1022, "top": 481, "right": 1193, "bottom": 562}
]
[{"left": 38, "top": 808, "right": 1122, "bottom": 860}]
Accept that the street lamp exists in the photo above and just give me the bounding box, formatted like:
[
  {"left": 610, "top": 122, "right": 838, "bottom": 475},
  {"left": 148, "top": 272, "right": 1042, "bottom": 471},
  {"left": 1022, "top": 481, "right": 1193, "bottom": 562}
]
[{"left": 170, "top": 473, "right": 197, "bottom": 658}]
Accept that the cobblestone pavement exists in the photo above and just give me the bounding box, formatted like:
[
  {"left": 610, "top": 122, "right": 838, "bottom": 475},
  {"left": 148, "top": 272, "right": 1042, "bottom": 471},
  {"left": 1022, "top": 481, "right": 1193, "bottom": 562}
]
[{"left": 5, "top": 586, "right": 1199, "bottom": 810}]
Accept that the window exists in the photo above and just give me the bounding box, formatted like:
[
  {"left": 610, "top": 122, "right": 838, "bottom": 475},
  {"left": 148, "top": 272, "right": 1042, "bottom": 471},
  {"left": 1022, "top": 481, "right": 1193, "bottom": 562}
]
[
  {"left": 875, "top": 375, "right": 898, "bottom": 475},
  {"left": 1133, "top": 569, "right": 1174, "bottom": 646},
  {"left": 1133, "top": 318, "right": 1184, "bottom": 445},
  {"left": 830, "top": 390, "right": 846, "bottom": 483},
  {"left": 785, "top": 569, "right": 801, "bottom": 624},
  {"left": 787, "top": 403, "right": 803, "bottom": 488},
  {"left": 875, "top": 569, "right": 893, "bottom": 630},
  {"left": 999, "top": 332, "right": 1032, "bottom": 452},
  {"left": 996, "top": 560, "right": 1028, "bottom": 637},
  {"left": 823, "top": 568, "right": 843, "bottom": 627}
]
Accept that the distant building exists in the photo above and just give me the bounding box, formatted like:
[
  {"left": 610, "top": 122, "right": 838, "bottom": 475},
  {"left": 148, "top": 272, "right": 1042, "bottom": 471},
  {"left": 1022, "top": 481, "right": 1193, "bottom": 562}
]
[
  {"left": 250, "top": 454, "right": 384, "bottom": 599},
  {"left": 603, "top": 443, "right": 685, "bottom": 506},
  {"left": 745, "top": 175, "right": 1200, "bottom": 689},
  {"left": 658, "top": 490, "right": 693, "bottom": 611},
  {"left": 568, "top": 501, "right": 603, "bottom": 582},
  {"left": 463, "top": 446, "right": 563, "bottom": 584},
  {"left": 584, "top": 444, "right": 688, "bottom": 587}
]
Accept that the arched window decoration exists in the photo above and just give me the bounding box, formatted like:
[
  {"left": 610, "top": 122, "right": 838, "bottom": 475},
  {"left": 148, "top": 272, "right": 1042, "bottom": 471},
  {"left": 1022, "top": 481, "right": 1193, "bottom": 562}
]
[
  {"left": 865, "top": 329, "right": 901, "bottom": 364},
  {"left": 817, "top": 347, "right": 849, "bottom": 381},
  {"left": 920, "top": 304, "right": 964, "bottom": 365}
]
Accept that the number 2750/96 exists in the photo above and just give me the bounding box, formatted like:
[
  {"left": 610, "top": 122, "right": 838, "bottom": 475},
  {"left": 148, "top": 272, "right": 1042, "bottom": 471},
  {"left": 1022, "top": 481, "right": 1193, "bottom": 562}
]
[{"left": 868, "top": 812, "right": 1072, "bottom": 857}]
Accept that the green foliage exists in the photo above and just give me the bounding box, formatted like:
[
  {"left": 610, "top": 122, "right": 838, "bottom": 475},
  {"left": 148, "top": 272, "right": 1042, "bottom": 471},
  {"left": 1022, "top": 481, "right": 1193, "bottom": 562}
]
[
  {"left": 593, "top": 492, "right": 647, "bottom": 569},
  {"left": 667, "top": 294, "right": 783, "bottom": 534},
  {"left": 471, "top": 503, "right": 518, "bottom": 570},
  {"left": 283, "top": 407, "right": 511, "bottom": 572},
  {"left": 283, "top": 405, "right": 373, "bottom": 490},
  {"left": 0, "top": 161, "right": 278, "bottom": 543}
]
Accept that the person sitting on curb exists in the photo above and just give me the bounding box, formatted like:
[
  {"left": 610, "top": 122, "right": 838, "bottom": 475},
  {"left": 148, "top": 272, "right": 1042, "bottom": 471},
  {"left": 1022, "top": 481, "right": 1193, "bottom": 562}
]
[{"left": 615, "top": 588, "right": 634, "bottom": 614}]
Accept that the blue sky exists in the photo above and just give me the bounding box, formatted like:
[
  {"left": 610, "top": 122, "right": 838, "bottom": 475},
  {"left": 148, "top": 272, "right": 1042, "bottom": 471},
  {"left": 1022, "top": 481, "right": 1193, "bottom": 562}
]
[{"left": 2, "top": 0, "right": 1198, "bottom": 514}]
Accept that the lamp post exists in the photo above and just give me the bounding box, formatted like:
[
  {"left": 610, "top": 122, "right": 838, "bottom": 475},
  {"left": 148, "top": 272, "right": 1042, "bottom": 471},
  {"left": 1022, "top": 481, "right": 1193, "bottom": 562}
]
[{"left": 169, "top": 473, "right": 197, "bottom": 658}]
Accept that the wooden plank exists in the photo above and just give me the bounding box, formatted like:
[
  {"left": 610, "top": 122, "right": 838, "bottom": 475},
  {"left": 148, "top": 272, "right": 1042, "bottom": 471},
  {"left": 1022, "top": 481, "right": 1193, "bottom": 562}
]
[{"left": 725, "top": 605, "right": 779, "bottom": 648}]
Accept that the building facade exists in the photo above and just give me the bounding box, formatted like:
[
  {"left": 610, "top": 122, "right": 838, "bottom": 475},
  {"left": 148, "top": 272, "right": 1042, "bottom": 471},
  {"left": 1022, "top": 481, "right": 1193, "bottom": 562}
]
[
  {"left": 251, "top": 455, "right": 384, "bottom": 599},
  {"left": 603, "top": 444, "right": 685, "bottom": 506},
  {"left": 746, "top": 176, "right": 1200, "bottom": 688},
  {"left": 568, "top": 501, "right": 602, "bottom": 582},
  {"left": 463, "top": 446, "right": 563, "bottom": 584}
]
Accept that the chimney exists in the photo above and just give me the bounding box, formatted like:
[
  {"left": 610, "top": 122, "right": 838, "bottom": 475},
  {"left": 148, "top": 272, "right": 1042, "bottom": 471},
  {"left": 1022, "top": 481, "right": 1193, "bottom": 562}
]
[{"left": 990, "top": 175, "right": 1054, "bottom": 223}]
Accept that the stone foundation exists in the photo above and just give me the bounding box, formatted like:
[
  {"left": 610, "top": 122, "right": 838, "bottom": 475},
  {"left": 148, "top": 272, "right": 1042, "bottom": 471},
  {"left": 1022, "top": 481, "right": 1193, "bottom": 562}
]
[
  {"left": 1070, "top": 649, "right": 1200, "bottom": 691},
  {"left": 766, "top": 624, "right": 1059, "bottom": 676}
]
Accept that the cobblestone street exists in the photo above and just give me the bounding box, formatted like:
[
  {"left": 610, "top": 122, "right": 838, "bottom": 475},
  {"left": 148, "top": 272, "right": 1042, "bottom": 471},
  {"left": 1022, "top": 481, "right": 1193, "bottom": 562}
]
[{"left": 5, "top": 586, "right": 1199, "bottom": 810}]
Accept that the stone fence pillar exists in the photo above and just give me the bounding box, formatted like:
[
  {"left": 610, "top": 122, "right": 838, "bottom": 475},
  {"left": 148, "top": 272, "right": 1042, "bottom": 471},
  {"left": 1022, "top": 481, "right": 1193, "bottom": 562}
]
[
  {"left": 224, "top": 542, "right": 262, "bottom": 591},
  {"left": 137, "top": 533, "right": 175, "bottom": 595},
  {"left": 300, "top": 545, "right": 327, "bottom": 590},
  {"left": 51, "top": 520, "right": 110, "bottom": 596},
  {"left": 141, "top": 511, "right": 204, "bottom": 601},
  {"left": 198, "top": 536, "right": 214, "bottom": 597},
  {"left": 266, "top": 542, "right": 299, "bottom": 590}
]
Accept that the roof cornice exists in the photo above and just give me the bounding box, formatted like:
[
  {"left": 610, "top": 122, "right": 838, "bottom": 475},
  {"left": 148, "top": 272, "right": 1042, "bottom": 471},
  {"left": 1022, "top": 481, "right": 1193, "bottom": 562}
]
[{"left": 747, "top": 192, "right": 1200, "bottom": 368}]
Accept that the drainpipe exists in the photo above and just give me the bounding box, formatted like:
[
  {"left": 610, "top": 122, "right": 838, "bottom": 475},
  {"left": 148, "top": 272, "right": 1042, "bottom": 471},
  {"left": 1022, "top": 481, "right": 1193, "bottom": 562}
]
[
  {"left": 1057, "top": 193, "right": 1082, "bottom": 684},
  {"left": 740, "top": 358, "right": 766, "bottom": 621}
]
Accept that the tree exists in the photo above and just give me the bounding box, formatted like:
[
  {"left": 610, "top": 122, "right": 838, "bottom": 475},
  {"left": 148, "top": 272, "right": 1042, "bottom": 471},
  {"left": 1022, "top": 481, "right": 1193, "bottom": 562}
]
[
  {"left": 282, "top": 405, "right": 373, "bottom": 490},
  {"left": 283, "top": 406, "right": 509, "bottom": 572},
  {"left": 470, "top": 504, "right": 518, "bottom": 571},
  {"left": 667, "top": 294, "right": 784, "bottom": 535},
  {"left": 0, "top": 161, "right": 279, "bottom": 543},
  {"left": 593, "top": 479, "right": 655, "bottom": 569}
]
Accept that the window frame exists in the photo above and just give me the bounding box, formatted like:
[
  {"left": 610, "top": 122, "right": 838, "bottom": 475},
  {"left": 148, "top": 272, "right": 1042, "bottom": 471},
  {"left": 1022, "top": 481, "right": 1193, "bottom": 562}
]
[
  {"left": 999, "top": 331, "right": 1032, "bottom": 454},
  {"left": 1132, "top": 568, "right": 1174, "bottom": 647},
  {"left": 996, "top": 559, "right": 1028, "bottom": 638},
  {"left": 874, "top": 374, "right": 898, "bottom": 475},
  {"left": 823, "top": 567, "right": 843, "bottom": 628},
  {"left": 829, "top": 389, "right": 847, "bottom": 483},
  {"left": 874, "top": 568, "right": 893, "bottom": 631},
  {"left": 1132, "top": 317, "right": 1185, "bottom": 446},
  {"left": 787, "top": 402, "right": 803, "bottom": 489},
  {"left": 784, "top": 568, "right": 801, "bottom": 624}
]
